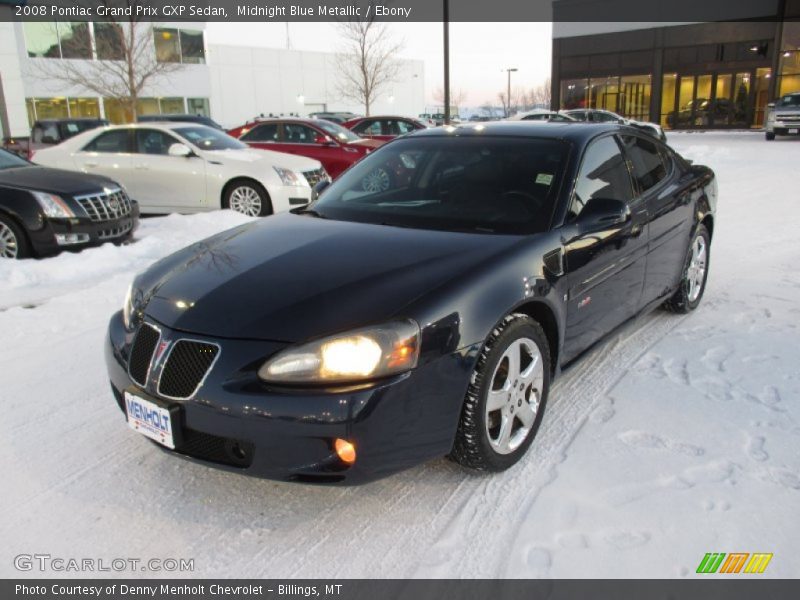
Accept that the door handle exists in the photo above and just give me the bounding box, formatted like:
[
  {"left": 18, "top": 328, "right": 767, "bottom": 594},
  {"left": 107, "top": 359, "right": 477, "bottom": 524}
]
[{"left": 84, "top": 162, "right": 98, "bottom": 168}]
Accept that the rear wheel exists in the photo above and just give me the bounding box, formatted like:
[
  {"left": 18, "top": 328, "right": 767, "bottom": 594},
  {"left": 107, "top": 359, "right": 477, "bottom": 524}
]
[
  {"left": 450, "top": 314, "right": 550, "bottom": 472},
  {"left": 0, "top": 214, "right": 30, "bottom": 259},
  {"left": 223, "top": 180, "right": 272, "bottom": 217},
  {"left": 663, "top": 224, "right": 710, "bottom": 313}
]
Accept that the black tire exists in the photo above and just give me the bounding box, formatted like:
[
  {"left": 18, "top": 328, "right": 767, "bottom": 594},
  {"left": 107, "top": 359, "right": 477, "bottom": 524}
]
[
  {"left": 663, "top": 224, "right": 711, "bottom": 314},
  {"left": 222, "top": 179, "right": 273, "bottom": 217},
  {"left": 0, "top": 213, "right": 31, "bottom": 259},
  {"left": 765, "top": 131, "right": 776, "bottom": 141},
  {"left": 449, "top": 313, "right": 551, "bottom": 472}
]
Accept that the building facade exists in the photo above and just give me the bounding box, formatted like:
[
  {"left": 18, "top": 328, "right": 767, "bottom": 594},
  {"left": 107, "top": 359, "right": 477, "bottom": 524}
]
[{"left": 551, "top": 0, "right": 800, "bottom": 129}]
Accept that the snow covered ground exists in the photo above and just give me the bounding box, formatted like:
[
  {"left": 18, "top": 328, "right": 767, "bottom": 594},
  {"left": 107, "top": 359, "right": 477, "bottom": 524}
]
[{"left": 0, "top": 131, "right": 798, "bottom": 579}]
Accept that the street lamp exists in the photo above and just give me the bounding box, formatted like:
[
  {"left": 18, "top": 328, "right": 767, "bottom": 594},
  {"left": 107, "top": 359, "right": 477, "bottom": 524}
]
[{"left": 504, "top": 68, "right": 518, "bottom": 117}]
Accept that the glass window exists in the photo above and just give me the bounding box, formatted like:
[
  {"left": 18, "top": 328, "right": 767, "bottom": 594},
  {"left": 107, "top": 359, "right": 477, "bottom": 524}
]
[
  {"left": 58, "top": 22, "right": 91, "bottom": 59},
  {"left": 24, "top": 22, "right": 61, "bottom": 58},
  {"left": 619, "top": 74, "right": 651, "bottom": 121},
  {"left": 187, "top": 98, "right": 210, "bottom": 117},
  {"left": 560, "top": 79, "right": 589, "bottom": 110},
  {"left": 159, "top": 98, "right": 185, "bottom": 114},
  {"left": 135, "top": 129, "right": 179, "bottom": 155},
  {"left": 590, "top": 77, "right": 620, "bottom": 112},
  {"left": 660, "top": 73, "right": 677, "bottom": 128},
  {"left": 25, "top": 99, "right": 36, "bottom": 127},
  {"left": 732, "top": 73, "right": 750, "bottom": 127},
  {"left": 179, "top": 30, "right": 205, "bottom": 64},
  {"left": 68, "top": 98, "right": 101, "bottom": 119},
  {"left": 31, "top": 98, "right": 69, "bottom": 120},
  {"left": 570, "top": 136, "right": 632, "bottom": 220},
  {"left": 313, "top": 137, "right": 569, "bottom": 235},
  {"left": 33, "top": 123, "right": 60, "bottom": 144},
  {"left": 154, "top": 28, "right": 181, "bottom": 63},
  {"left": 136, "top": 98, "right": 160, "bottom": 116},
  {"left": 353, "top": 119, "right": 381, "bottom": 135},
  {"left": 315, "top": 120, "right": 360, "bottom": 142},
  {"left": 282, "top": 123, "right": 319, "bottom": 143},
  {"left": 396, "top": 120, "right": 417, "bottom": 134},
  {"left": 0, "top": 149, "right": 31, "bottom": 169},
  {"left": 620, "top": 135, "right": 668, "bottom": 193},
  {"left": 83, "top": 130, "right": 131, "bottom": 153},
  {"left": 95, "top": 23, "right": 125, "bottom": 61},
  {"left": 754, "top": 68, "right": 771, "bottom": 127},
  {"left": 241, "top": 123, "right": 279, "bottom": 142},
  {"left": 103, "top": 98, "right": 133, "bottom": 124},
  {"left": 173, "top": 126, "right": 247, "bottom": 151}
]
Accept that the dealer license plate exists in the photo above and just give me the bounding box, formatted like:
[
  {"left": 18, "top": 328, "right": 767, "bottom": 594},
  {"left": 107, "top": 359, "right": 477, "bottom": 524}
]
[
  {"left": 789, "top": 128, "right": 798, "bottom": 134},
  {"left": 125, "top": 391, "right": 175, "bottom": 449}
]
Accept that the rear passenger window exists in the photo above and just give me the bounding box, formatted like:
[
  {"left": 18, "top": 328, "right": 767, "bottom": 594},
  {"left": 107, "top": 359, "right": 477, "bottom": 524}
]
[
  {"left": 241, "top": 123, "right": 278, "bottom": 142},
  {"left": 83, "top": 130, "right": 130, "bottom": 153},
  {"left": 569, "top": 136, "right": 633, "bottom": 221},
  {"left": 620, "top": 135, "right": 668, "bottom": 193}
]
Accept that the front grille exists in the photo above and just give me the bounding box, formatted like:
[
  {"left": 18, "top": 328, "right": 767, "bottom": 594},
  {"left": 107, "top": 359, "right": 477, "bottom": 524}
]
[
  {"left": 776, "top": 114, "right": 800, "bottom": 122},
  {"left": 177, "top": 428, "right": 254, "bottom": 468},
  {"left": 128, "top": 323, "right": 160, "bottom": 387},
  {"left": 76, "top": 188, "right": 132, "bottom": 222},
  {"left": 98, "top": 220, "right": 134, "bottom": 240},
  {"left": 158, "top": 340, "right": 219, "bottom": 399},
  {"left": 302, "top": 168, "right": 328, "bottom": 187}
]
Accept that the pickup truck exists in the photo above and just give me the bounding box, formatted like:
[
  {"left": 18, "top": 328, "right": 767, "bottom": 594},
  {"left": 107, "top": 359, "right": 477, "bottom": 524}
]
[
  {"left": 2, "top": 118, "right": 108, "bottom": 158},
  {"left": 765, "top": 92, "right": 800, "bottom": 140}
]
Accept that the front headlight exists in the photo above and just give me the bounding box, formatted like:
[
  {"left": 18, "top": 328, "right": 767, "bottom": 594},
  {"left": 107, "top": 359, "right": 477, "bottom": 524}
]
[
  {"left": 31, "top": 191, "right": 75, "bottom": 218},
  {"left": 258, "top": 320, "right": 420, "bottom": 384},
  {"left": 273, "top": 166, "right": 306, "bottom": 187}
]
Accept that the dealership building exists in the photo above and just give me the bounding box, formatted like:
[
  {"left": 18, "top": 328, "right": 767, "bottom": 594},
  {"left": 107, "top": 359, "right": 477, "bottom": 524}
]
[
  {"left": 551, "top": 0, "right": 800, "bottom": 129},
  {"left": 0, "top": 11, "right": 425, "bottom": 138}
]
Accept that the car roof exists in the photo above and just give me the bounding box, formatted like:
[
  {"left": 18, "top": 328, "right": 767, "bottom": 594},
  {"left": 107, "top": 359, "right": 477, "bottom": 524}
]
[
  {"left": 407, "top": 121, "right": 642, "bottom": 144},
  {"left": 89, "top": 122, "right": 213, "bottom": 132},
  {"left": 35, "top": 118, "right": 107, "bottom": 123}
]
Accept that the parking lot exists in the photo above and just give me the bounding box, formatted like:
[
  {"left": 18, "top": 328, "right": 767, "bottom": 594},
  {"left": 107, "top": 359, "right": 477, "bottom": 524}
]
[{"left": 1, "top": 131, "right": 798, "bottom": 578}]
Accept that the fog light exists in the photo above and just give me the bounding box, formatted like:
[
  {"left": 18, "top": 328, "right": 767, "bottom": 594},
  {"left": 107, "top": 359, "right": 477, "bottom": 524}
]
[
  {"left": 335, "top": 438, "right": 356, "bottom": 464},
  {"left": 55, "top": 233, "right": 90, "bottom": 246}
]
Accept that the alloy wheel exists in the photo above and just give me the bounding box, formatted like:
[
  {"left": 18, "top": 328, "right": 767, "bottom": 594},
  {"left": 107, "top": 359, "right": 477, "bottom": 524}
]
[
  {"left": 228, "top": 186, "right": 263, "bottom": 217},
  {"left": 0, "top": 221, "right": 19, "bottom": 259},
  {"left": 686, "top": 234, "right": 707, "bottom": 302},
  {"left": 485, "top": 337, "right": 544, "bottom": 455}
]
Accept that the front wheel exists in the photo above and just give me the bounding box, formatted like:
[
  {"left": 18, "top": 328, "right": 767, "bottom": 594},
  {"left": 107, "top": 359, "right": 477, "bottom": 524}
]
[
  {"left": 765, "top": 131, "right": 776, "bottom": 141},
  {"left": 449, "top": 314, "right": 550, "bottom": 472},
  {"left": 0, "top": 214, "right": 30, "bottom": 259},
  {"left": 223, "top": 180, "right": 272, "bottom": 217},
  {"left": 663, "top": 224, "right": 710, "bottom": 313}
]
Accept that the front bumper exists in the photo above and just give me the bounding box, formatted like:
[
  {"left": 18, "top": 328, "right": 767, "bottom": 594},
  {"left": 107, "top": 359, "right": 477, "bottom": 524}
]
[
  {"left": 105, "top": 311, "right": 478, "bottom": 484},
  {"left": 269, "top": 185, "right": 313, "bottom": 214},
  {"left": 29, "top": 202, "right": 139, "bottom": 257},
  {"left": 766, "top": 120, "right": 800, "bottom": 134}
]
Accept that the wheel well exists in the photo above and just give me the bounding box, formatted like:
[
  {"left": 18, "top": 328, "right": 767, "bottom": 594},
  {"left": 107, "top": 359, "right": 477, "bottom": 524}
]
[
  {"left": 701, "top": 214, "right": 714, "bottom": 240},
  {"left": 221, "top": 177, "right": 272, "bottom": 211},
  {"left": 513, "top": 301, "right": 559, "bottom": 375}
]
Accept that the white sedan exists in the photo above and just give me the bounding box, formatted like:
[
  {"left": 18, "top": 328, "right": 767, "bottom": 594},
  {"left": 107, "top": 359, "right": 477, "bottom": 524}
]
[{"left": 32, "top": 122, "right": 329, "bottom": 216}]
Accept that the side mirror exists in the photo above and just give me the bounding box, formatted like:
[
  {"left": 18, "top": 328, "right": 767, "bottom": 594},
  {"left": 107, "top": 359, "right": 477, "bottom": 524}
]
[
  {"left": 576, "top": 197, "right": 630, "bottom": 232},
  {"left": 311, "top": 179, "right": 331, "bottom": 201},
  {"left": 168, "top": 143, "right": 193, "bottom": 157},
  {"left": 767, "top": 102, "right": 775, "bottom": 109},
  {"left": 314, "top": 134, "right": 337, "bottom": 146}
]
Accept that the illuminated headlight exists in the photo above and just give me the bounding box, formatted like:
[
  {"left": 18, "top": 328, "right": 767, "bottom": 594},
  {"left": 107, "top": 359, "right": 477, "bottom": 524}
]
[
  {"left": 31, "top": 191, "right": 75, "bottom": 218},
  {"left": 274, "top": 166, "right": 306, "bottom": 187},
  {"left": 258, "top": 320, "right": 420, "bottom": 384}
]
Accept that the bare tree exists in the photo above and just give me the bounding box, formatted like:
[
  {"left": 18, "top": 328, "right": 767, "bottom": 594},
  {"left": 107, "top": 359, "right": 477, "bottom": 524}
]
[
  {"left": 32, "top": 2, "right": 183, "bottom": 122},
  {"left": 335, "top": 16, "right": 403, "bottom": 116},
  {"left": 433, "top": 86, "right": 467, "bottom": 110},
  {"left": 532, "top": 78, "right": 552, "bottom": 108}
]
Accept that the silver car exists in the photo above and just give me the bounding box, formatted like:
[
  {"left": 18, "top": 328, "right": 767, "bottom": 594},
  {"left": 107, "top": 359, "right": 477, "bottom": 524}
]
[{"left": 765, "top": 92, "right": 800, "bottom": 140}]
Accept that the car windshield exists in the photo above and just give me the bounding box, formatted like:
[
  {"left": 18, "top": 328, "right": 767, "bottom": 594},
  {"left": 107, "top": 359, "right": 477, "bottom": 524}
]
[
  {"left": 315, "top": 120, "right": 361, "bottom": 142},
  {"left": 59, "top": 120, "right": 105, "bottom": 138},
  {"left": 0, "top": 149, "right": 30, "bottom": 170},
  {"left": 776, "top": 94, "right": 800, "bottom": 108},
  {"left": 310, "top": 136, "right": 568, "bottom": 235},
  {"left": 173, "top": 126, "right": 247, "bottom": 150}
]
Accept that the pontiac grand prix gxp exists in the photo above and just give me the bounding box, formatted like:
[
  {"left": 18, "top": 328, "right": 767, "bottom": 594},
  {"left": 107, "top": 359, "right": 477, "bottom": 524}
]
[{"left": 105, "top": 122, "right": 717, "bottom": 484}]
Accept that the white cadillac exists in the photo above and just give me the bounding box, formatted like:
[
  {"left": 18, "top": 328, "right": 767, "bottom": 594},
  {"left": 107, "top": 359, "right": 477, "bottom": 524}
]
[{"left": 32, "top": 122, "right": 329, "bottom": 216}]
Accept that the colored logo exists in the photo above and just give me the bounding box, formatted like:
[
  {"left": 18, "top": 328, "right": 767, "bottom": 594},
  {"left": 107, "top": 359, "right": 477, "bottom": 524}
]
[{"left": 696, "top": 552, "right": 773, "bottom": 574}]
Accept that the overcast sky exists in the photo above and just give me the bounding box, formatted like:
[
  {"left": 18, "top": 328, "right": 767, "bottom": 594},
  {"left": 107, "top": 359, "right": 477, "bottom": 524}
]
[{"left": 206, "top": 22, "right": 553, "bottom": 107}]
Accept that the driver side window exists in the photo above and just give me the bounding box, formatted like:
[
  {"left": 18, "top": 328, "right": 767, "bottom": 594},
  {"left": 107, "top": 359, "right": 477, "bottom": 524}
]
[{"left": 569, "top": 136, "right": 633, "bottom": 221}]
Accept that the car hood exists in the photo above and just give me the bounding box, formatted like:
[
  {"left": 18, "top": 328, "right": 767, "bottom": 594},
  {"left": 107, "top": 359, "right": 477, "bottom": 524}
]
[
  {"left": 141, "top": 213, "right": 520, "bottom": 342},
  {"left": 204, "top": 148, "right": 320, "bottom": 171},
  {"left": 0, "top": 166, "right": 116, "bottom": 195}
]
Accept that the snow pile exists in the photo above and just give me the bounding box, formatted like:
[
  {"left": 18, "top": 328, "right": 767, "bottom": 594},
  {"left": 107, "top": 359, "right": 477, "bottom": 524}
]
[{"left": 0, "top": 131, "right": 798, "bottom": 579}]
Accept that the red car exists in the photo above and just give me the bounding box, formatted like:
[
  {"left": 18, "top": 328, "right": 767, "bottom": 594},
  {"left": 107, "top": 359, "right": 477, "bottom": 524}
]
[
  {"left": 228, "top": 118, "right": 383, "bottom": 179},
  {"left": 342, "top": 116, "right": 430, "bottom": 141}
]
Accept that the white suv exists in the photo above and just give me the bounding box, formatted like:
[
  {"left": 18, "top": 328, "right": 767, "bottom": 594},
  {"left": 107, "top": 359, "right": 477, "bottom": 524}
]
[
  {"left": 33, "top": 122, "right": 328, "bottom": 216},
  {"left": 765, "top": 92, "right": 800, "bottom": 141}
]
